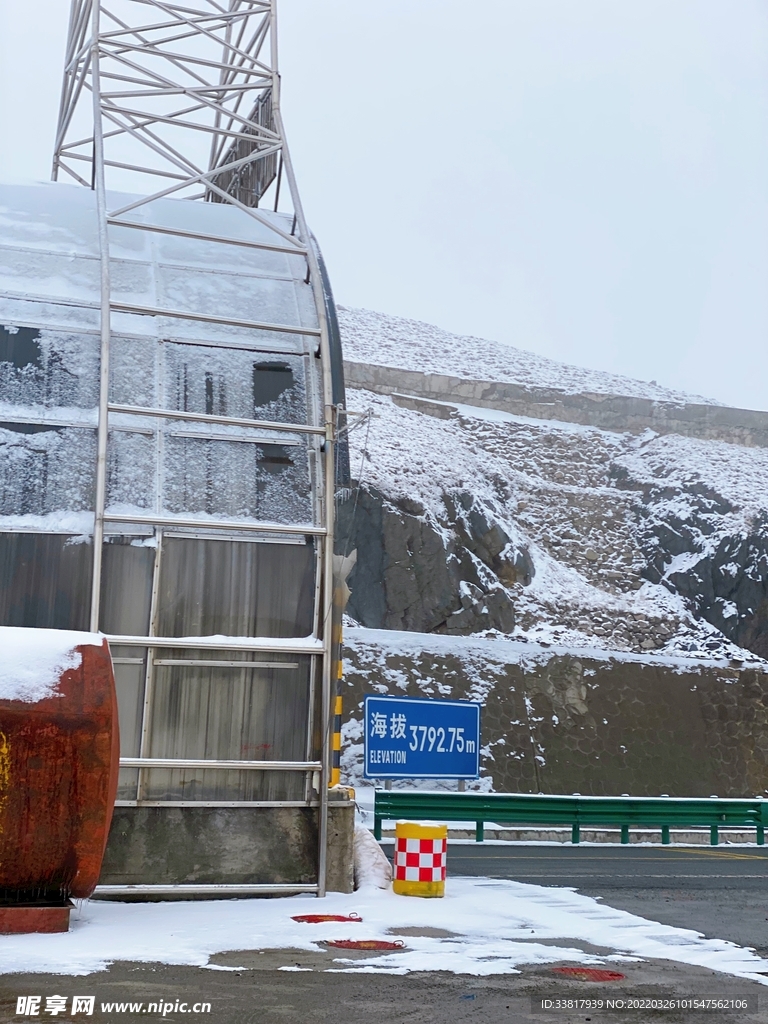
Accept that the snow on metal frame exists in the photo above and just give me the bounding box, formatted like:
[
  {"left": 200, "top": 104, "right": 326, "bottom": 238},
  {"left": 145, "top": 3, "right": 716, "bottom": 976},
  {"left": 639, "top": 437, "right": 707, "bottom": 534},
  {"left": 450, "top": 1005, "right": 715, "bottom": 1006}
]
[{"left": 0, "top": 0, "right": 338, "bottom": 892}]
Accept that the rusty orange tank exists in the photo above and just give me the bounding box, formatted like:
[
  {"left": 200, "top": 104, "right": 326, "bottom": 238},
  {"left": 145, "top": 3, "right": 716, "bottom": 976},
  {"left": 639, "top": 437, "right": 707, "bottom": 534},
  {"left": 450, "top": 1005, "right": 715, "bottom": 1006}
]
[{"left": 0, "top": 629, "right": 119, "bottom": 929}]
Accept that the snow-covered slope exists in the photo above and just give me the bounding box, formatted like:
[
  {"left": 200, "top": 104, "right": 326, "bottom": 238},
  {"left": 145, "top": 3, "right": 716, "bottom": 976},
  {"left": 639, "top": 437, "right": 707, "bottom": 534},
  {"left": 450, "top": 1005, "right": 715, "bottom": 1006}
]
[
  {"left": 338, "top": 310, "right": 768, "bottom": 664},
  {"left": 338, "top": 306, "right": 719, "bottom": 405}
]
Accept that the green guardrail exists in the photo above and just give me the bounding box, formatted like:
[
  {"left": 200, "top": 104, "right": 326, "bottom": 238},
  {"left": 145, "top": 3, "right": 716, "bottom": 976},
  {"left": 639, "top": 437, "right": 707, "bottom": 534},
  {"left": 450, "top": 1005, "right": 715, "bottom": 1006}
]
[{"left": 373, "top": 791, "right": 768, "bottom": 845}]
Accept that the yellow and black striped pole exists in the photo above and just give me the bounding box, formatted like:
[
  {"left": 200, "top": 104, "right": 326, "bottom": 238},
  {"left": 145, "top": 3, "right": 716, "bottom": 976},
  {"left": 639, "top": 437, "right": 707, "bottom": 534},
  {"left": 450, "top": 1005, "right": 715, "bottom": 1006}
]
[
  {"left": 331, "top": 630, "right": 343, "bottom": 788},
  {"left": 329, "top": 551, "right": 356, "bottom": 788}
]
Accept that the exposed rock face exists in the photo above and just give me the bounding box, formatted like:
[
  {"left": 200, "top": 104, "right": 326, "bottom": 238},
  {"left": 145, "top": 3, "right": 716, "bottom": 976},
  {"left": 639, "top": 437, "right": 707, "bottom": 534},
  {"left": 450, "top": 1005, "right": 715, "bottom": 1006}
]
[
  {"left": 666, "top": 521, "right": 768, "bottom": 659},
  {"left": 612, "top": 463, "right": 768, "bottom": 659},
  {"left": 704, "top": 523, "right": 768, "bottom": 658},
  {"left": 336, "top": 486, "right": 532, "bottom": 635}
]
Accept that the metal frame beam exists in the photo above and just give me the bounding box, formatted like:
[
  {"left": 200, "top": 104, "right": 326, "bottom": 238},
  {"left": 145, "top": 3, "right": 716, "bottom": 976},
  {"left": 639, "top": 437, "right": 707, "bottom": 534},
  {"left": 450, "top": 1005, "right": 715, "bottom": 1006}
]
[
  {"left": 93, "top": 883, "right": 318, "bottom": 896},
  {"left": 107, "top": 403, "right": 325, "bottom": 435},
  {"left": 109, "top": 301, "right": 321, "bottom": 337},
  {"left": 102, "top": 512, "right": 325, "bottom": 535},
  {"left": 107, "top": 217, "right": 309, "bottom": 255},
  {"left": 120, "top": 758, "right": 320, "bottom": 770},
  {"left": 106, "top": 635, "right": 322, "bottom": 653}
]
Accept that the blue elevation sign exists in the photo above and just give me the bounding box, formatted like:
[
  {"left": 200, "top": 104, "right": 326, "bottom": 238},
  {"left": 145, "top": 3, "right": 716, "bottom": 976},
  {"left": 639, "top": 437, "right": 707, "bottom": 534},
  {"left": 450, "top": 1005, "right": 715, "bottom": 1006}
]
[{"left": 364, "top": 695, "right": 481, "bottom": 780}]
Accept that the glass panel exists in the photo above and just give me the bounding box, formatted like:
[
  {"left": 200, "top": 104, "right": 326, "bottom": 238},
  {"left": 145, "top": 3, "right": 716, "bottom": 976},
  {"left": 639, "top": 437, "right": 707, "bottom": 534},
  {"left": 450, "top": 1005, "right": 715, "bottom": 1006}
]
[
  {"left": 111, "top": 645, "right": 147, "bottom": 801},
  {"left": 155, "top": 538, "right": 314, "bottom": 638},
  {"left": 162, "top": 435, "right": 311, "bottom": 523},
  {"left": 145, "top": 226, "right": 292, "bottom": 276},
  {"left": 100, "top": 538, "right": 155, "bottom": 635},
  {"left": 143, "top": 651, "right": 311, "bottom": 801},
  {"left": 106, "top": 430, "right": 156, "bottom": 511},
  {"left": 156, "top": 266, "right": 304, "bottom": 331},
  {"left": 252, "top": 362, "right": 294, "bottom": 408},
  {"left": 0, "top": 324, "right": 99, "bottom": 409},
  {"left": 110, "top": 335, "right": 157, "bottom": 408},
  {"left": 0, "top": 533, "right": 92, "bottom": 629},
  {"left": 162, "top": 344, "right": 308, "bottom": 424},
  {"left": 141, "top": 767, "right": 302, "bottom": 802},
  {"left": 0, "top": 424, "right": 96, "bottom": 517},
  {"left": 101, "top": 541, "right": 154, "bottom": 800},
  {"left": 112, "top": 652, "right": 146, "bottom": 749}
]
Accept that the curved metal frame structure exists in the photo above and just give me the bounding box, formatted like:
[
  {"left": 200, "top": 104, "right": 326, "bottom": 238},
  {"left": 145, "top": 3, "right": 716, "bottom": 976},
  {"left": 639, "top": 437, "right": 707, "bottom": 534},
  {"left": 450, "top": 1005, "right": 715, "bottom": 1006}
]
[{"left": 50, "top": 0, "right": 337, "bottom": 897}]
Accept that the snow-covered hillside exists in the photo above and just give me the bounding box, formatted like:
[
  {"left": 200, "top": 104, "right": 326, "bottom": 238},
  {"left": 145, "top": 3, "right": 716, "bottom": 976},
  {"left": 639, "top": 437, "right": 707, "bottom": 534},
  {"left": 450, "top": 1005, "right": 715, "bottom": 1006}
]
[
  {"left": 338, "top": 306, "right": 719, "bottom": 406},
  {"left": 338, "top": 308, "right": 768, "bottom": 665}
]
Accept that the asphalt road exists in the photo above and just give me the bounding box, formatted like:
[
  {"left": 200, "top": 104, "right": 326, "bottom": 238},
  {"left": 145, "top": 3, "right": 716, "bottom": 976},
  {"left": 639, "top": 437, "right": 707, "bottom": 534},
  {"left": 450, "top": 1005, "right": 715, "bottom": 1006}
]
[
  {"left": 1, "top": 956, "right": 762, "bottom": 1024},
  {"left": 444, "top": 843, "right": 768, "bottom": 953}
]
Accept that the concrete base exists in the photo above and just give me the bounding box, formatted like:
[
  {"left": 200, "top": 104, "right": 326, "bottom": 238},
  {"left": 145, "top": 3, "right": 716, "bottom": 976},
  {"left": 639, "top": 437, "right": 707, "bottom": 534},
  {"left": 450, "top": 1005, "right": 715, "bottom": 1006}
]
[
  {"left": 325, "top": 789, "right": 355, "bottom": 893},
  {"left": 99, "top": 792, "right": 355, "bottom": 895}
]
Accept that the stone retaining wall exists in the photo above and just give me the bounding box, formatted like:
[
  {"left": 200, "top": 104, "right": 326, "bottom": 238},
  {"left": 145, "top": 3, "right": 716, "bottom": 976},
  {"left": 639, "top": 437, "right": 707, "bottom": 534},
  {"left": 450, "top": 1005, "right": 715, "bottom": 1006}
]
[
  {"left": 344, "top": 361, "right": 768, "bottom": 447},
  {"left": 342, "top": 629, "right": 768, "bottom": 798}
]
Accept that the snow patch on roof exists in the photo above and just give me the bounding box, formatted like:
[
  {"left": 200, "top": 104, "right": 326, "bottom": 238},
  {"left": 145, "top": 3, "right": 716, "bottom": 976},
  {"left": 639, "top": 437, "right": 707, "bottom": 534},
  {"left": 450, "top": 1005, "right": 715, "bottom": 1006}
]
[{"left": 0, "top": 626, "right": 102, "bottom": 703}]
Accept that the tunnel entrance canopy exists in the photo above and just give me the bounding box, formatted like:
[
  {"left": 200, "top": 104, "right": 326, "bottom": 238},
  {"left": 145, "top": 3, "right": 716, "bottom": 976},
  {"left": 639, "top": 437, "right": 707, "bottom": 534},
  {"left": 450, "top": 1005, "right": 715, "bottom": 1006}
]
[{"left": 0, "top": 179, "right": 334, "bottom": 823}]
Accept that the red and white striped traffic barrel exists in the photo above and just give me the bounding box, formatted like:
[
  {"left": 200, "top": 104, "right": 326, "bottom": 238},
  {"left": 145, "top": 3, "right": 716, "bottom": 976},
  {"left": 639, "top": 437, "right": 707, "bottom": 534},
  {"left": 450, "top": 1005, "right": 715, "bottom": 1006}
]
[{"left": 393, "top": 821, "right": 447, "bottom": 897}]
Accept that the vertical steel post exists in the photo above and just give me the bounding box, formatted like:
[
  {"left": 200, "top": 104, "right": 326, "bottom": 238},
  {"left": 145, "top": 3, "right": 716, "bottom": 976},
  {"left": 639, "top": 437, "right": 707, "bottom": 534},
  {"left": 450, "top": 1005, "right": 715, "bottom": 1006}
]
[
  {"left": 137, "top": 530, "right": 164, "bottom": 802},
  {"left": 89, "top": 0, "right": 111, "bottom": 633},
  {"left": 316, "top": 420, "right": 335, "bottom": 897},
  {"left": 271, "top": 0, "right": 336, "bottom": 899}
]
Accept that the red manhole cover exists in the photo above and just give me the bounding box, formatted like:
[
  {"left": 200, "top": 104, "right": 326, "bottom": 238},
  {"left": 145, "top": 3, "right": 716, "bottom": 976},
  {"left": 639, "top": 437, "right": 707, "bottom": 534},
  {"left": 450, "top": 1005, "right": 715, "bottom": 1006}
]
[
  {"left": 292, "top": 913, "right": 362, "bottom": 924},
  {"left": 552, "top": 967, "right": 625, "bottom": 982},
  {"left": 325, "top": 939, "right": 405, "bottom": 951}
]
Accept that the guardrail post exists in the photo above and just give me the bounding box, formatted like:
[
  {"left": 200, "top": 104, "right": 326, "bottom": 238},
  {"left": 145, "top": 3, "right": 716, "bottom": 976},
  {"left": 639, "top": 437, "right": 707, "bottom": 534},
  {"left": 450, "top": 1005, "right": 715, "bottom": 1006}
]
[
  {"left": 475, "top": 821, "right": 484, "bottom": 843},
  {"left": 571, "top": 823, "right": 580, "bottom": 844},
  {"left": 620, "top": 824, "right": 629, "bottom": 845},
  {"left": 757, "top": 824, "right": 765, "bottom": 846},
  {"left": 710, "top": 825, "right": 719, "bottom": 846},
  {"left": 373, "top": 815, "right": 382, "bottom": 841},
  {"left": 661, "top": 825, "right": 670, "bottom": 845}
]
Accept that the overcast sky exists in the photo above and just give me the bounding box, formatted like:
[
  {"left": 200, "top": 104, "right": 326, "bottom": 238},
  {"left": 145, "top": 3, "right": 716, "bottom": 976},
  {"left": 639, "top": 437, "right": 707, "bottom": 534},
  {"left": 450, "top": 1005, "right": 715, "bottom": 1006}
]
[{"left": 1, "top": 1, "right": 767, "bottom": 409}]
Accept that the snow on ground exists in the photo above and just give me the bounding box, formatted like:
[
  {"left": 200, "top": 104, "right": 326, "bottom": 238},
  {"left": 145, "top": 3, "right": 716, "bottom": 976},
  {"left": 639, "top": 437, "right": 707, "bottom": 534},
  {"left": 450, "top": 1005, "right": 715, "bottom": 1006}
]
[
  {"left": 2, "top": 880, "right": 766, "bottom": 983},
  {"left": 353, "top": 824, "right": 392, "bottom": 889},
  {"left": 343, "top": 626, "right": 747, "bottom": 677},
  {"left": 346, "top": 389, "right": 512, "bottom": 515},
  {"left": 0, "top": 627, "right": 102, "bottom": 703},
  {"left": 339, "top": 306, "right": 719, "bottom": 406}
]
